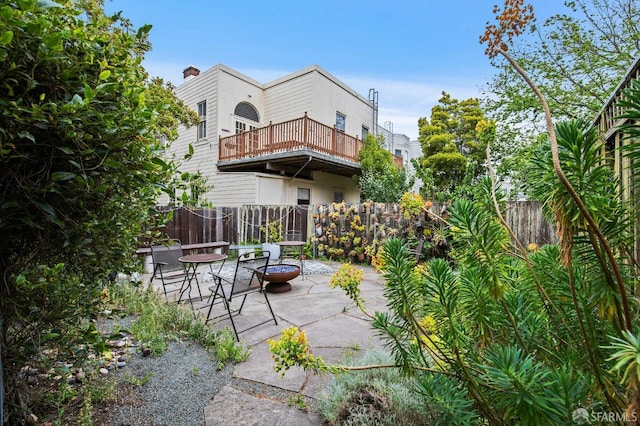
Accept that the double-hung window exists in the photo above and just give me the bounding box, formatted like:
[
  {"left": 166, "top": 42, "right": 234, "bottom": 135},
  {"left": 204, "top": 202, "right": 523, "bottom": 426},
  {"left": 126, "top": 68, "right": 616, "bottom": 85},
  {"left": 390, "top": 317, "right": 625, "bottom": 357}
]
[{"left": 197, "top": 101, "right": 207, "bottom": 139}]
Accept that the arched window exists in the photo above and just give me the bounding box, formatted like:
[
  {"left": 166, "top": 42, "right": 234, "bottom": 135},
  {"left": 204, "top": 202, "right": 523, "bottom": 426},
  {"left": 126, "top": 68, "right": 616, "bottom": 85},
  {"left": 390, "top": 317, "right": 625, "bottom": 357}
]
[{"left": 234, "top": 102, "right": 259, "bottom": 122}]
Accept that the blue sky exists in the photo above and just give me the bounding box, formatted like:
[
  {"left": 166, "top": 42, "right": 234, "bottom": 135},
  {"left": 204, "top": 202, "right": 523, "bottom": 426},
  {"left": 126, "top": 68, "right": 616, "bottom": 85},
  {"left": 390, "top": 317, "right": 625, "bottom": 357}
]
[{"left": 104, "top": 1, "right": 569, "bottom": 140}]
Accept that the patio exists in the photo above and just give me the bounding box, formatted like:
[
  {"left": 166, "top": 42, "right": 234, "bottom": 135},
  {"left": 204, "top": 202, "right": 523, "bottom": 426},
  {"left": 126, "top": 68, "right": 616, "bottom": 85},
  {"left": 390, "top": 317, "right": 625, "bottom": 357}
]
[{"left": 148, "top": 258, "right": 388, "bottom": 423}]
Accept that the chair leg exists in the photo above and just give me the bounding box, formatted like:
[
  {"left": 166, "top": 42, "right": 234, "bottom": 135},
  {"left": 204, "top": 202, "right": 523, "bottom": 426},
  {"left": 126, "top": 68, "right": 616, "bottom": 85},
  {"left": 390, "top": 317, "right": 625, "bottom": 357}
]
[
  {"left": 237, "top": 294, "right": 248, "bottom": 314},
  {"left": 160, "top": 275, "right": 170, "bottom": 299},
  {"left": 205, "top": 280, "right": 223, "bottom": 323},
  {"left": 261, "top": 291, "right": 278, "bottom": 325},
  {"left": 222, "top": 297, "right": 240, "bottom": 342}
]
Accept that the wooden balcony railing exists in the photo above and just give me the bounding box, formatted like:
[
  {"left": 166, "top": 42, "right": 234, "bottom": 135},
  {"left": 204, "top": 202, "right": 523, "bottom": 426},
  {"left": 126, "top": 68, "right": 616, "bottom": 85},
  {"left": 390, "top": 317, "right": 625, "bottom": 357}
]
[
  {"left": 219, "top": 113, "right": 363, "bottom": 163},
  {"left": 219, "top": 113, "right": 405, "bottom": 168}
]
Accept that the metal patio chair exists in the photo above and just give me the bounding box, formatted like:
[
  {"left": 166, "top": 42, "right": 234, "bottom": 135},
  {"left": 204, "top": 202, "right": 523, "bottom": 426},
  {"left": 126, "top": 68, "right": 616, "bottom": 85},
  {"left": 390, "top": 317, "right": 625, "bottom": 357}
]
[
  {"left": 204, "top": 250, "right": 278, "bottom": 341},
  {"left": 150, "top": 239, "right": 189, "bottom": 300}
]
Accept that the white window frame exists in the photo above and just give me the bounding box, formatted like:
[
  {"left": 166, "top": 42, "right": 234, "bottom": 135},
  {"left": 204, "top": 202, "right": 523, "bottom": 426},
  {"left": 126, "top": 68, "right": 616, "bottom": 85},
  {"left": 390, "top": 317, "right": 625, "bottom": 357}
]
[
  {"left": 197, "top": 101, "right": 207, "bottom": 139},
  {"left": 297, "top": 188, "right": 310, "bottom": 205}
]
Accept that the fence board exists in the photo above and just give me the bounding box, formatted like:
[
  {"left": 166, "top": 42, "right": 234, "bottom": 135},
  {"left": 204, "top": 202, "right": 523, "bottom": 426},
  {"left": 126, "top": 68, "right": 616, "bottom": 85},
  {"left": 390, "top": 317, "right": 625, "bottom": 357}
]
[{"left": 152, "top": 201, "right": 556, "bottom": 249}]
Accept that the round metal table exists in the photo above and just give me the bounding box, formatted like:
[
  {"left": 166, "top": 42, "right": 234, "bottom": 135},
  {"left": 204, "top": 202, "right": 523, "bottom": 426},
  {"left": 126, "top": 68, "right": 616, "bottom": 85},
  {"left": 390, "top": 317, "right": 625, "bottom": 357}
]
[{"left": 178, "top": 253, "right": 228, "bottom": 303}]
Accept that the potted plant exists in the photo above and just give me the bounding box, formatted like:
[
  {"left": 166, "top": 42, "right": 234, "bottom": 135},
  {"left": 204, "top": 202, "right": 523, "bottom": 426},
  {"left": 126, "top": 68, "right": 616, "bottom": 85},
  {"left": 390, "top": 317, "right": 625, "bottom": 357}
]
[
  {"left": 237, "top": 237, "right": 262, "bottom": 260},
  {"left": 302, "top": 239, "right": 313, "bottom": 260},
  {"left": 260, "top": 220, "right": 283, "bottom": 261}
]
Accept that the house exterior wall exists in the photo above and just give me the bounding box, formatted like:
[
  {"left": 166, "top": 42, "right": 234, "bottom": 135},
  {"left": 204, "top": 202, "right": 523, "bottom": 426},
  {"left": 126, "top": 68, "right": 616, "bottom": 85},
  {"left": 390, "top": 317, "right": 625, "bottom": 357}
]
[
  {"left": 408, "top": 139, "right": 422, "bottom": 193},
  {"left": 311, "top": 172, "right": 360, "bottom": 204},
  {"left": 308, "top": 67, "right": 373, "bottom": 137},
  {"left": 216, "top": 66, "right": 265, "bottom": 142},
  {"left": 256, "top": 174, "right": 286, "bottom": 205},
  {"left": 209, "top": 172, "right": 257, "bottom": 206},
  {"left": 169, "top": 64, "right": 371, "bottom": 207},
  {"left": 170, "top": 65, "right": 219, "bottom": 178},
  {"left": 208, "top": 172, "right": 360, "bottom": 208},
  {"left": 263, "top": 70, "right": 314, "bottom": 123}
]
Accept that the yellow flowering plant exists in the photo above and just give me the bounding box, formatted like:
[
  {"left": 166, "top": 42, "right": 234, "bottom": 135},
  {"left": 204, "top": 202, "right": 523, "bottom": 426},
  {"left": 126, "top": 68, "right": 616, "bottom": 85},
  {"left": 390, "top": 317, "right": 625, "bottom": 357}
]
[
  {"left": 268, "top": 327, "right": 339, "bottom": 377},
  {"left": 329, "top": 263, "right": 369, "bottom": 315}
]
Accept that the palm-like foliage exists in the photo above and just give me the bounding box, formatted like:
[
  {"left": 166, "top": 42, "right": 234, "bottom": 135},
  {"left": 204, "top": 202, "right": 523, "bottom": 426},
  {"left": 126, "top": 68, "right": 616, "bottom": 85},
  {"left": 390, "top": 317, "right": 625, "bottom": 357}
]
[
  {"left": 525, "top": 119, "right": 635, "bottom": 334},
  {"left": 283, "top": 79, "right": 640, "bottom": 423},
  {"left": 367, "top": 111, "right": 639, "bottom": 421}
]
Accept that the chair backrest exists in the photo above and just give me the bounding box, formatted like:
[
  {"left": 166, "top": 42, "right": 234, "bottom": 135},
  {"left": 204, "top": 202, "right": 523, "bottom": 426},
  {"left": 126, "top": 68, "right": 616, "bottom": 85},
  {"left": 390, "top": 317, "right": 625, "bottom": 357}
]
[
  {"left": 229, "top": 250, "right": 271, "bottom": 297},
  {"left": 150, "top": 240, "right": 183, "bottom": 272}
]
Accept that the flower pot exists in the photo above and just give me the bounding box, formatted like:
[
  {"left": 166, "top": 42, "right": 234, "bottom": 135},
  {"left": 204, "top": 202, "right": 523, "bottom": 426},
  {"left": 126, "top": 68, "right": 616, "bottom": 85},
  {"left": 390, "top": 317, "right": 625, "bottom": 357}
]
[
  {"left": 238, "top": 247, "right": 255, "bottom": 260},
  {"left": 262, "top": 243, "right": 280, "bottom": 261}
]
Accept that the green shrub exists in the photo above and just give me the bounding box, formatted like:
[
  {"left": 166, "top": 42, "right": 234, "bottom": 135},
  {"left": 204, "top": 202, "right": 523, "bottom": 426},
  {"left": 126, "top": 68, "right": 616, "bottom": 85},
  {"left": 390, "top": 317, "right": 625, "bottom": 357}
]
[
  {"left": 317, "top": 349, "right": 435, "bottom": 425},
  {"left": 0, "top": 1, "right": 198, "bottom": 420}
]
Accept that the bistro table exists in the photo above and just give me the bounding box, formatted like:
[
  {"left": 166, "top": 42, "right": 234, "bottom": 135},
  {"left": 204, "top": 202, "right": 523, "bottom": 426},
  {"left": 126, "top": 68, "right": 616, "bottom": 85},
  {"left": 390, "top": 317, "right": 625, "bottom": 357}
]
[
  {"left": 178, "top": 253, "right": 228, "bottom": 304},
  {"left": 277, "top": 240, "right": 306, "bottom": 279}
]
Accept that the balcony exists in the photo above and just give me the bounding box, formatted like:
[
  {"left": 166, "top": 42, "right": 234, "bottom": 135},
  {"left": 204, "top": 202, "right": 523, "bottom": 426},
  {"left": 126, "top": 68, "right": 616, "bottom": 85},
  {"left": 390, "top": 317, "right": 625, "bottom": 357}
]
[{"left": 218, "top": 113, "right": 402, "bottom": 178}]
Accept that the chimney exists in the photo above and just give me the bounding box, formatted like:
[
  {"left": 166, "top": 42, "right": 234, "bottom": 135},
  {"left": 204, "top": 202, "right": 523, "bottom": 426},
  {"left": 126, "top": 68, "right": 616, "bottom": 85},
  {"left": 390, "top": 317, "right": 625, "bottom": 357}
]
[{"left": 183, "top": 65, "right": 200, "bottom": 80}]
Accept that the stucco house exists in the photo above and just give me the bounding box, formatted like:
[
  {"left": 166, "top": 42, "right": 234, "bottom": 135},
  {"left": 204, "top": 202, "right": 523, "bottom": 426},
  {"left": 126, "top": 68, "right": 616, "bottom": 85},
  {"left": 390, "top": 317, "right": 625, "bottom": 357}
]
[{"left": 164, "top": 63, "right": 407, "bottom": 207}]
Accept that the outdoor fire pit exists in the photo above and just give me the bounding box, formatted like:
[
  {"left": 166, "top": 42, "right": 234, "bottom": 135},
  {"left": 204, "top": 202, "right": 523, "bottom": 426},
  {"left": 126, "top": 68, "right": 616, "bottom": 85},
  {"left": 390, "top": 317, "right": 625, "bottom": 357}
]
[{"left": 257, "top": 264, "right": 301, "bottom": 293}]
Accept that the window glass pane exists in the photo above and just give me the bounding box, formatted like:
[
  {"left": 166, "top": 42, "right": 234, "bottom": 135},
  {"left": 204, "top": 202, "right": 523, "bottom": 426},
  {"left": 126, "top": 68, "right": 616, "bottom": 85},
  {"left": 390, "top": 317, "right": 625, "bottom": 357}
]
[
  {"left": 234, "top": 102, "right": 259, "bottom": 122},
  {"left": 297, "top": 188, "right": 310, "bottom": 200},
  {"left": 197, "top": 101, "right": 206, "bottom": 117},
  {"left": 336, "top": 112, "right": 346, "bottom": 132},
  {"left": 333, "top": 191, "right": 344, "bottom": 203},
  {"left": 197, "top": 121, "right": 206, "bottom": 139},
  {"left": 197, "top": 101, "right": 206, "bottom": 139},
  {"left": 361, "top": 126, "right": 368, "bottom": 140},
  {"left": 297, "top": 188, "right": 310, "bottom": 205}
]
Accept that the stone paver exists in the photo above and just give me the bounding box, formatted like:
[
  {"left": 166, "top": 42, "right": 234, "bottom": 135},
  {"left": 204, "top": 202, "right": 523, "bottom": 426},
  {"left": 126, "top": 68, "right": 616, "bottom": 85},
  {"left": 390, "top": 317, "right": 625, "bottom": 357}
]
[{"left": 152, "top": 259, "right": 386, "bottom": 425}]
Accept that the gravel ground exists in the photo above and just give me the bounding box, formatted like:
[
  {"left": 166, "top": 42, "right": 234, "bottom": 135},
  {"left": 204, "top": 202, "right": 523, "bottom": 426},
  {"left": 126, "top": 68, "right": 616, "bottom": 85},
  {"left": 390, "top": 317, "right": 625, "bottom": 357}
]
[
  {"left": 96, "top": 340, "right": 234, "bottom": 426},
  {"left": 92, "top": 316, "right": 313, "bottom": 426}
]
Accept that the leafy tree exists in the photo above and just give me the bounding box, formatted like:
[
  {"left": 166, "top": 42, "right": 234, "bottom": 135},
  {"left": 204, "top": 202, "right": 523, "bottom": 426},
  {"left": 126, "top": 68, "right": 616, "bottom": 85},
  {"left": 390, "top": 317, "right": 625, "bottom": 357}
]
[
  {"left": 356, "top": 134, "right": 413, "bottom": 202},
  {"left": 485, "top": 0, "right": 640, "bottom": 188},
  {"left": 269, "top": 1, "right": 640, "bottom": 422},
  {"left": 146, "top": 77, "right": 199, "bottom": 142},
  {"left": 416, "top": 93, "right": 487, "bottom": 199},
  {"left": 145, "top": 78, "right": 214, "bottom": 207},
  {"left": 0, "top": 0, "right": 198, "bottom": 420}
]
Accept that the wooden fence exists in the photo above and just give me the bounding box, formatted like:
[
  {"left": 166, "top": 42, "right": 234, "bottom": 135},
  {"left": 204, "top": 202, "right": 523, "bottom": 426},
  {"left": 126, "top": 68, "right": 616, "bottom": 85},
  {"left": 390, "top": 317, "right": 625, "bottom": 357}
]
[
  {"left": 503, "top": 201, "right": 556, "bottom": 247},
  {"left": 154, "top": 201, "right": 556, "bottom": 249}
]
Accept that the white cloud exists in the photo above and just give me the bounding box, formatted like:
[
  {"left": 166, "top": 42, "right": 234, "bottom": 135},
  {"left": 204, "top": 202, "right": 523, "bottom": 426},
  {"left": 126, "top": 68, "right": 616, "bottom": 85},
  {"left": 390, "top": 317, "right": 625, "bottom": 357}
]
[{"left": 340, "top": 74, "right": 489, "bottom": 141}]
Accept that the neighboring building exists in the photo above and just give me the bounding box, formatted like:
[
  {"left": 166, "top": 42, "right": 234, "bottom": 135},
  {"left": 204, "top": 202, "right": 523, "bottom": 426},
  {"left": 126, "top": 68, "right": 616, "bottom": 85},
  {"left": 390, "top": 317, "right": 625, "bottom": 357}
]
[
  {"left": 593, "top": 53, "right": 640, "bottom": 258},
  {"left": 165, "top": 63, "right": 407, "bottom": 207},
  {"left": 377, "top": 125, "right": 422, "bottom": 193}
]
